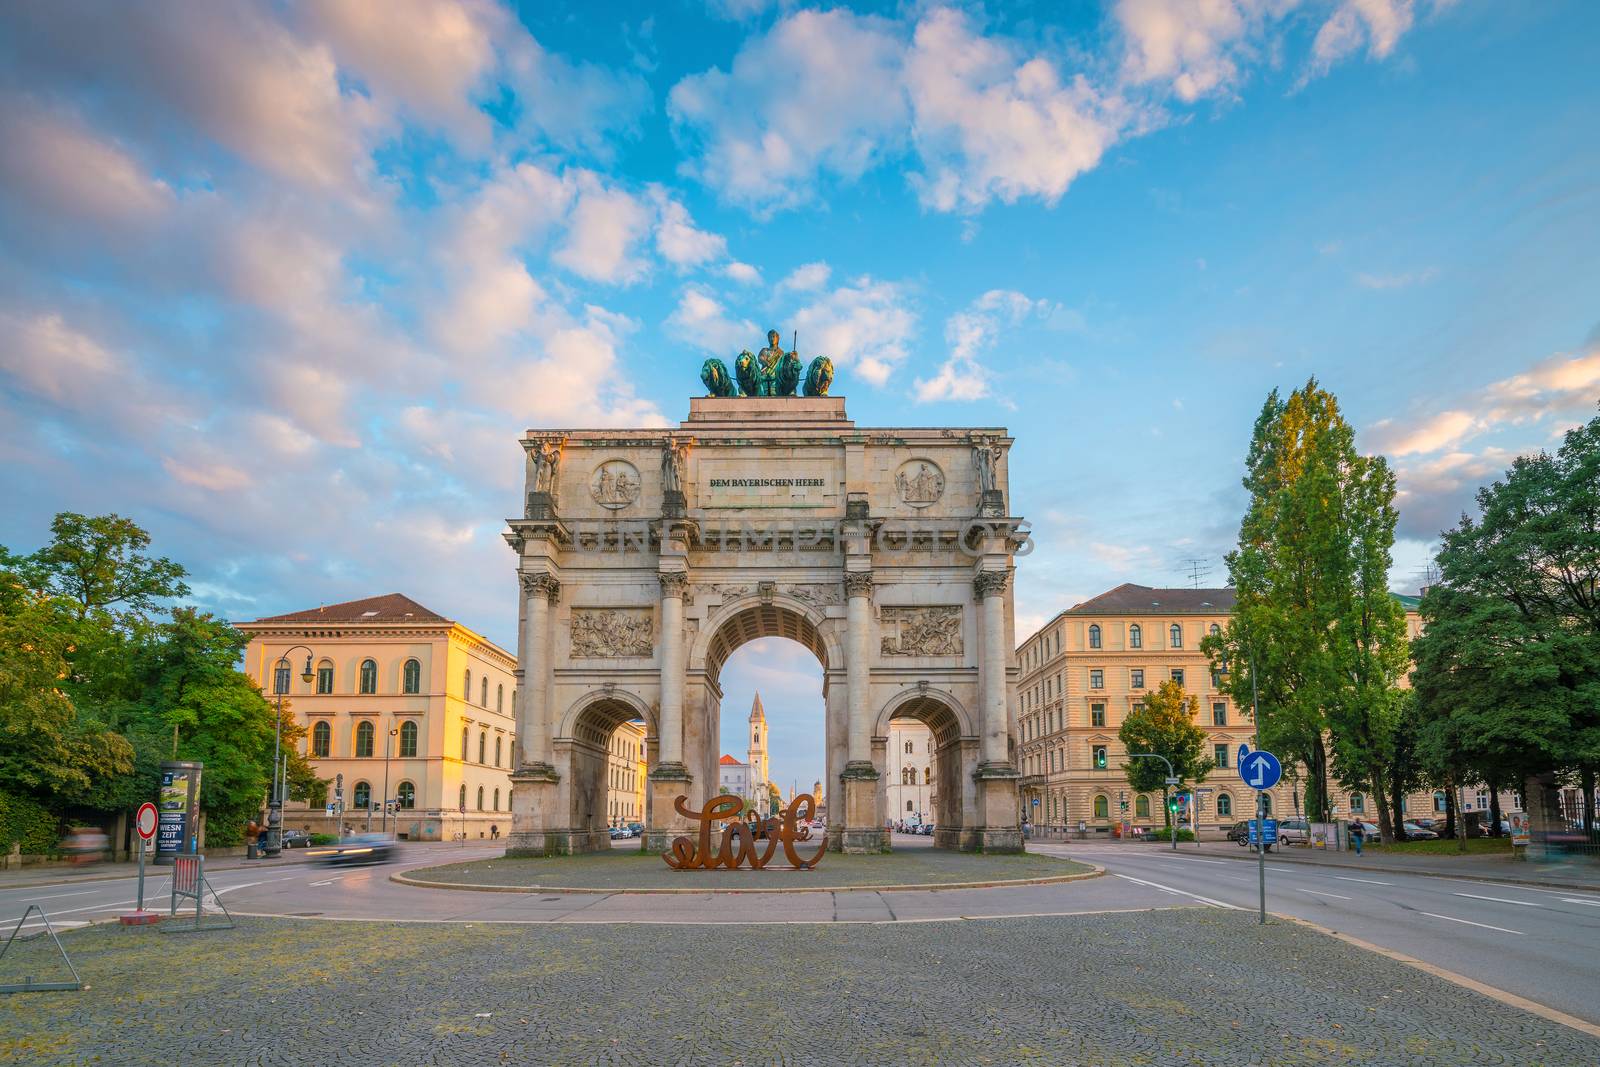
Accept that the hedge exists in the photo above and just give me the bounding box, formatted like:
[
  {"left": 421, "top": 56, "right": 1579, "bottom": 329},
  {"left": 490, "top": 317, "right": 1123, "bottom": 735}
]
[{"left": 0, "top": 791, "right": 64, "bottom": 855}]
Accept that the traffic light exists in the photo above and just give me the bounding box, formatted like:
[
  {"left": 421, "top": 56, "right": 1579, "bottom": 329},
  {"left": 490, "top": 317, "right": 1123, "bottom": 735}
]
[{"left": 1093, "top": 747, "right": 1107, "bottom": 769}]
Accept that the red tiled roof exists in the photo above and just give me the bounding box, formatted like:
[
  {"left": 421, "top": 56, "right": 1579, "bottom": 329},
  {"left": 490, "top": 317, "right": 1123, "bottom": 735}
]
[
  {"left": 1066, "top": 584, "right": 1236, "bottom": 615},
  {"left": 240, "top": 593, "right": 450, "bottom": 625},
  {"left": 719, "top": 754, "right": 742, "bottom": 766}
]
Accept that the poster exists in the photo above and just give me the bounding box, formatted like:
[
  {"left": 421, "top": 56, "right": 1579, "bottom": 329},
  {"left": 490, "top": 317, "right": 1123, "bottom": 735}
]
[
  {"left": 155, "top": 760, "right": 203, "bottom": 865},
  {"left": 1509, "top": 811, "right": 1531, "bottom": 847}
]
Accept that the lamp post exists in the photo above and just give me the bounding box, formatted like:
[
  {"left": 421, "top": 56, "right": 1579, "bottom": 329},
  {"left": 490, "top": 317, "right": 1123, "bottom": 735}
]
[
  {"left": 1128, "top": 753, "right": 1179, "bottom": 852},
  {"left": 267, "top": 646, "right": 316, "bottom": 858},
  {"left": 1217, "top": 649, "right": 1267, "bottom": 925},
  {"left": 382, "top": 726, "right": 398, "bottom": 838}
]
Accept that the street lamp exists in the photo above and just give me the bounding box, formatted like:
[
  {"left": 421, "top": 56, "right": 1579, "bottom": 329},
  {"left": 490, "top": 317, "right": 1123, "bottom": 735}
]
[
  {"left": 382, "top": 726, "right": 399, "bottom": 838},
  {"left": 267, "top": 646, "right": 316, "bottom": 858},
  {"left": 1216, "top": 649, "right": 1267, "bottom": 925},
  {"left": 1127, "top": 753, "right": 1180, "bottom": 852}
]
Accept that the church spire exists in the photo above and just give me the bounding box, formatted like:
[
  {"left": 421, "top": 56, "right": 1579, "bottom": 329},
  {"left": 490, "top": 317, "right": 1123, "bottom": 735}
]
[{"left": 749, "top": 691, "right": 765, "bottom": 721}]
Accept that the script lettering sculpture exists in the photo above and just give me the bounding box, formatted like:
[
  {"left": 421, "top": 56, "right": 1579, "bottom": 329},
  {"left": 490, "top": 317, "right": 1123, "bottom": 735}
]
[{"left": 662, "top": 793, "right": 827, "bottom": 870}]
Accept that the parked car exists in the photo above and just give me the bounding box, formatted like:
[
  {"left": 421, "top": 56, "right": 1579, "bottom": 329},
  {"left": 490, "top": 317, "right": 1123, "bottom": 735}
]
[
  {"left": 918, "top": 823, "right": 934, "bottom": 836},
  {"left": 308, "top": 833, "right": 399, "bottom": 866},
  {"left": 608, "top": 826, "right": 625, "bottom": 840},
  {"left": 280, "top": 829, "right": 313, "bottom": 848},
  {"left": 1276, "top": 819, "right": 1311, "bottom": 846},
  {"left": 1402, "top": 821, "right": 1439, "bottom": 840},
  {"left": 1351, "top": 820, "right": 1382, "bottom": 843},
  {"left": 627, "top": 823, "right": 644, "bottom": 838}
]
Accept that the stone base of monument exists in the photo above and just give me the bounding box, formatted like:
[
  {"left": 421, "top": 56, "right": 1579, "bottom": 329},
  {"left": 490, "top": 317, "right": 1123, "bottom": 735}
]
[
  {"left": 839, "top": 763, "right": 888, "bottom": 853},
  {"left": 971, "top": 762, "right": 1026, "bottom": 853},
  {"left": 506, "top": 767, "right": 563, "bottom": 857},
  {"left": 643, "top": 765, "right": 694, "bottom": 854}
]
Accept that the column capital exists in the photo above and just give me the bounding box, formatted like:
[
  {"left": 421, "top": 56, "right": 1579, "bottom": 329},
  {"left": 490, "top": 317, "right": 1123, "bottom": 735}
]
[
  {"left": 520, "top": 572, "right": 561, "bottom": 602},
  {"left": 658, "top": 571, "right": 689, "bottom": 597},
  {"left": 843, "top": 571, "right": 874, "bottom": 598},
  {"left": 974, "top": 570, "right": 1009, "bottom": 599}
]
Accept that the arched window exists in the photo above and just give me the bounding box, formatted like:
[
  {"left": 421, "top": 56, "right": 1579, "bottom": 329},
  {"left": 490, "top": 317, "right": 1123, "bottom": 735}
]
[
  {"left": 906, "top": 800, "right": 914, "bottom": 812},
  {"left": 1351, "top": 792, "right": 1366, "bottom": 813},
  {"left": 397, "top": 781, "right": 415, "bottom": 809},
  {"left": 1169, "top": 624, "right": 1183, "bottom": 648},
  {"left": 1093, "top": 794, "right": 1109, "bottom": 819},
  {"left": 461, "top": 726, "right": 469, "bottom": 761},
  {"left": 1136, "top": 795, "right": 1151, "bottom": 817},
  {"left": 923, "top": 767, "right": 931, "bottom": 785},
  {"left": 476, "top": 786, "right": 484, "bottom": 811},
  {"left": 354, "top": 781, "right": 371, "bottom": 809},
  {"left": 403, "top": 659, "right": 421, "bottom": 694},
  {"left": 901, "top": 767, "right": 912, "bottom": 785},
  {"left": 478, "top": 732, "right": 486, "bottom": 764},
  {"left": 1209, "top": 623, "right": 1221, "bottom": 637},
  {"left": 1088, "top": 624, "right": 1102, "bottom": 649},
  {"left": 496, "top": 684, "right": 504, "bottom": 712},
  {"left": 481, "top": 677, "right": 488, "bottom": 706},
  {"left": 458, "top": 784, "right": 467, "bottom": 811},
  {"left": 316, "top": 660, "right": 334, "bottom": 694},
  {"left": 1217, "top": 793, "right": 1233, "bottom": 817},
  {"left": 463, "top": 669, "right": 472, "bottom": 701},
  {"left": 493, "top": 788, "right": 500, "bottom": 811},
  {"left": 494, "top": 736, "right": 502, "bottom": 767},
  {"left": 359, "top": 659, "right": 377, "bottom": 694},
  {"left": 355, "top": 721, "right": 375, "bottom": 758},
  {"left": 311, "top": 721, "right": 331, "bottom": 758},
  {"left": 1433, "top": 791, "right": 1447, "bottom": 812},
  {"left": 1260, "top": 793, "right": 1273, "bottom": 815},
  {"left": 1128, "top": 624, "right": 1142, "bottom": 649},
  {"left": 399, "top": 720, "right": 418, "bottom": 758},
  {"left": 904, "top": 740, "right": 913, "bottom": 754}
]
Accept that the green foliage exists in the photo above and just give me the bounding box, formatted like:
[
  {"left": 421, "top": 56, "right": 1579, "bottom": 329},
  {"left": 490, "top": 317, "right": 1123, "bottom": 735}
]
[
  {"left": 1145, "top": 828, "right": 1196, "bottom": 842},
  {"left": 310, "top": 833, "right": 339, "bottom": 846},
  {"left": 0, "top": 789, "right": 62, "bottom": 855},
  {"left": 1118, "top": 680, "right": 1215, "bottom": 808},
  {"left": 29, "top": 512, "right": 189, "bottom": 620}
]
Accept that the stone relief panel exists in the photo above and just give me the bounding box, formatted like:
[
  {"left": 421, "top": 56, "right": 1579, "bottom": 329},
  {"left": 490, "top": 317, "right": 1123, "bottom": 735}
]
[
  {"left": 894, "top": 459, "right": 945, "bottom": 508},
  {"left": 570, "top": 609, "right": 653, "bottom": 658},
  {"left": 789, "top": 583, "right": 843, "bottom": 608},
  {"left": 590, "top": 460, "right": 641, "bottom": 510},
  {"left": 878, "top": 606, "right": 963, "bottom": 657}
]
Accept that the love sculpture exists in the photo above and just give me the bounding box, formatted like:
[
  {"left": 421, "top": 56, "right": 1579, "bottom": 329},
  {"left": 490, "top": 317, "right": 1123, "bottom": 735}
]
[{"left": 662, "top": 793, "right": 827, "bottom": 870}]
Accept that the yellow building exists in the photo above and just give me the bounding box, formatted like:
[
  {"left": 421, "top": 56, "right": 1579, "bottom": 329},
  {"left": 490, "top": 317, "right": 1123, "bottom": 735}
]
[
  {"left": 236, "top": 593, "right": 517, "bottom": 841},
  {"left": 606, "top": 719, "right": 647, "bottom": 826},
  {"left": 1017, "top": 584, "right": 1431, "bottom": 835}
]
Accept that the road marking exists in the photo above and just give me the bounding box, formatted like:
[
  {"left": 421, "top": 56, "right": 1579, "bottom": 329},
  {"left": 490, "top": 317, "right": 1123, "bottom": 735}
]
[
  {"left": 1294, "top": 888, "right": 1353, "bottom": 900},
  {"left": 10, "top": 889, "right": 102, "bottom": 903},
  {"left": 309, "top": 880, "right": 336, "bottom": 887},
  {"left": 213, "top": 881, "right": 264, "bottom": 895},
  {"left": 1560, "top": 898, "right": 1600, "bottom": 907},
  {"left": 1454, "top": 892, "right": 1541, "bottom": 908},
  {"left": 1112, "top": 873, "right": 1240, "bottom": 910},
  {"left": 1335, "top": 877, "right": 1394, "bottom": 886},
  {"left": 1419, "top": 911, "right": 1523, "bottom": 935}
]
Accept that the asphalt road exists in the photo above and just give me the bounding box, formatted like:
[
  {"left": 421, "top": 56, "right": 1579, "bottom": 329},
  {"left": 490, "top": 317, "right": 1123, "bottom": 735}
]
[{"left": 1037, "top": 840, "right": 1600, "bottom": 1025}]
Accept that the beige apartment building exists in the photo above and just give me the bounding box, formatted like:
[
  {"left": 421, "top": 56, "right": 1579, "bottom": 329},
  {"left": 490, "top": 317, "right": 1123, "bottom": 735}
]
[
  {"left": 1017, "top": 584, "right": 1436, "bottom": 835},
  {"left": 236, "top": 593, "right": 518, "bottom": 841},
  {"left": 606, "top": 719, "right": 647, "bottom": 826}
]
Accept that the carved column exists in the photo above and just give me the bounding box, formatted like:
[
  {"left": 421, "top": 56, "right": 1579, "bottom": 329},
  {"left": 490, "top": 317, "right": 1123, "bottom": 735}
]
[
  {"left": 655, "top": 570, "right": 689, "bottom": 773},
  {"left": 975, "top": 570, "right": 1011, "bottom": 767},
  {"left": 843, "top": 570, "right": 874, "bottom": 770},
  {"left": 517, "top": 572, "right": 560, "bottom": 772}
]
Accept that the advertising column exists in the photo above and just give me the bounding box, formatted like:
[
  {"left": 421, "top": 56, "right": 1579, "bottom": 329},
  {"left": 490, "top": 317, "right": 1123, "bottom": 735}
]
[{"left": 155, "top": 760, "right": 204, "bottom": 866}]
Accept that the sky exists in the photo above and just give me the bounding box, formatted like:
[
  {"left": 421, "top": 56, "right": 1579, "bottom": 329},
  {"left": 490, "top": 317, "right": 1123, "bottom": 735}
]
[{"left": 1, "top": 1, "right": 1597, "bottom": 792}]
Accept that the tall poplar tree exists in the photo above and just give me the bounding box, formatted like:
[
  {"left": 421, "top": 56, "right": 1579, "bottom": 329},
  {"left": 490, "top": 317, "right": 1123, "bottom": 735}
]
[{"left": 1203, "top": 380, "right": 1409, "bottom": 836}]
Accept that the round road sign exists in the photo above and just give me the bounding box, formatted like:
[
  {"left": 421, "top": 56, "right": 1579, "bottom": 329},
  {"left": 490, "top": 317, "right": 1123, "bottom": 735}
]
[
  {"left": 135, "top": 802, "right": 159, "bottom": 840},
  {"left": 1239, "top": 749, "right": 1282, "bottom": 791}
]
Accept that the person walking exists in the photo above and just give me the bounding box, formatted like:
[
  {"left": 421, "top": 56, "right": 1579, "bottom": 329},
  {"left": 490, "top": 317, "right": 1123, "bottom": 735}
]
[{"left": 1349, "top": 820, "right": 1364, "bottom": 856}]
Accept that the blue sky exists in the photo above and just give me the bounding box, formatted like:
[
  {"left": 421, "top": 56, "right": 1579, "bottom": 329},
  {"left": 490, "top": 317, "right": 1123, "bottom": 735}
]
[{"left": 2, "top": 1, "right": 1597, "bottom": 791}]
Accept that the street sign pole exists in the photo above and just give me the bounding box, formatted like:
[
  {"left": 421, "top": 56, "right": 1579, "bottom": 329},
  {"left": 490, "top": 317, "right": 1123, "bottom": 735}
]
[{"left": 121, "top": 802, "right": 161, "bottom": 926}]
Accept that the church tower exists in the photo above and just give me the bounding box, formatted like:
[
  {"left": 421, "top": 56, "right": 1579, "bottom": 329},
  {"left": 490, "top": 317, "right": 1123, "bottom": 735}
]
[{"left": 747, "top": 692, "right": 768, "bottom": 791}]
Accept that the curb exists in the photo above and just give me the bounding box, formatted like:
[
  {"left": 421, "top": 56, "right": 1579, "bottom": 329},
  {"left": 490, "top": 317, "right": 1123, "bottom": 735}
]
[
  {"left": 1273, "top": 911, "right": 1600, "bottom": 1039},
  {"left": 390, "top": 861, "right": 1104, "bottom": 895},
  {"left": 1199, "top": 846, "right": 1600, "bottom": 894}
]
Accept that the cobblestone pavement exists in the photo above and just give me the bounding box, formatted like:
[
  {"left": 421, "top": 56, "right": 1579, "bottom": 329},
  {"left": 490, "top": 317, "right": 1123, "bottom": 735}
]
[
  {"left": 411, "top": 847, "right": 1091, "bottom": 889},
  {"left": 4, "top": 910, "right": 1598, "bottom": 1065}
]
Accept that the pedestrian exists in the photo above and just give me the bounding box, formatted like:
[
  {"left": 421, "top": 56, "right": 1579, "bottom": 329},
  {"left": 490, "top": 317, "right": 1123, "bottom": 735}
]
[
  {"left": 490, "top": 823, "right": 499, "bottom": 839},
  {"left": 1349, "top": 820, "right": 1364, "bottom": 856}
]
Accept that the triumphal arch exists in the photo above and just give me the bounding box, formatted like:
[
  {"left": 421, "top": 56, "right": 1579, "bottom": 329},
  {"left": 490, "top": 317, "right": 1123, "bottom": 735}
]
[{"left": 505, "top": 336, "right": 1026, "bottom": 855}]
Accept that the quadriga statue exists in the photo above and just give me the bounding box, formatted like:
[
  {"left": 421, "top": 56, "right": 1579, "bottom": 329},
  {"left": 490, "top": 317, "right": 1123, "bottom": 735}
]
[{"left": 699, "top": 328, "right": 832, "bottom": 397}]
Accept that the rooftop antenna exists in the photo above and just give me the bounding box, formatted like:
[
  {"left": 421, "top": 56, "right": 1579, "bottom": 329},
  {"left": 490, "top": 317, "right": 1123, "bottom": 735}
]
[{"left": 1179, "top": 558, "right": 1212, "bottom": 589}]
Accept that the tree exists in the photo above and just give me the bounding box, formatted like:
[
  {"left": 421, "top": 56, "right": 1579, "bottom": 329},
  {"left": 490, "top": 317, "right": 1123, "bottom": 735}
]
[
  {"left": 1202, "top": 379, "right": 1410, "bottom": 836},
  {"left": 1118, "top": 680, "right": 1215, "bottom": 827},
  {"left": 28, "top": 513, "right": 188, "bottom": 620}
]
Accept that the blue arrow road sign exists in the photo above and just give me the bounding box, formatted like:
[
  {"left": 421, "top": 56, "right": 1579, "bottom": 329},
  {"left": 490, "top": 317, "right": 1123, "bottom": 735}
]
[{"left": 1239, "top": 749, "right": 1282, "bottom": 791}]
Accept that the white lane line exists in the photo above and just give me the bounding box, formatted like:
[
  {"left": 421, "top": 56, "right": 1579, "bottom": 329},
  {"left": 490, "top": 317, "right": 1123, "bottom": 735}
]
[
  {"left": 1113, "top": 873, "right": 1241, "bottom": 910},
  {"left": 1420, "top": 911, "right": 1523, "bottom": 935},
  {"left": 1454, "top": 892, "right": 1542, "bottom": 908},
  {"left": 10, "top": 889, "right": 103, "bottom": 903},
  {"left": 1295, "top": 888, "right": 1354, "bottom": 900},
  {"left": 3, "top": 898, "right": 135, "bottom": 919},
  {"left": 309, "top": 880, "right": 336, "bottom": 887},
  {"left": 1335, "top": 877, "right": 1394, "bottom": 886},
  {"left": 212, "top": 881, "right": 265, "bottom": 896},
  {"left": 1560, "top": 898, "right": 1600, "bottom": 907}
]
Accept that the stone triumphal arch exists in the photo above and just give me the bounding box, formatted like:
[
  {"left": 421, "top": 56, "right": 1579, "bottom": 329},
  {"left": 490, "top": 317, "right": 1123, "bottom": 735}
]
[{"left": 505, "top": 383, "right": 1026, "bottom": 855}]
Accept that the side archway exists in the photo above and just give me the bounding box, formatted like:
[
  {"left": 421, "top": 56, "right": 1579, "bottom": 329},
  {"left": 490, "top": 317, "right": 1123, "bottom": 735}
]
[
  {"left": 552, "top": 689, "right": 657, "bottom": 852},
  {"left": 874, "top": 687, "right": 979, "bottom": 850}
]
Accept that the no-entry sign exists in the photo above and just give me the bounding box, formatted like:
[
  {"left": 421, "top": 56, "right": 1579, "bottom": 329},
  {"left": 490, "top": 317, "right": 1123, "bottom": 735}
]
[{"left": 135, "top": 802, "right": 159, "bottom": 840}]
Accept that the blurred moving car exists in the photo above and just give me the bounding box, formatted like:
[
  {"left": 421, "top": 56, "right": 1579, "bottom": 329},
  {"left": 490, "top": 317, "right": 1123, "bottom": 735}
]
[
  {"left": 281, "top": 829, "right": 313, "bottom": 848},
  {"left": 308, "top": 833, "right": 400, "bottom": 866}
]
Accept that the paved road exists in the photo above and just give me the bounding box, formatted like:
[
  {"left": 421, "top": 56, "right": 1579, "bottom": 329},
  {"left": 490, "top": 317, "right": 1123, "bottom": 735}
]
[{"left": 1037, "top": 841, "right": 1600, "bottom": 1025}]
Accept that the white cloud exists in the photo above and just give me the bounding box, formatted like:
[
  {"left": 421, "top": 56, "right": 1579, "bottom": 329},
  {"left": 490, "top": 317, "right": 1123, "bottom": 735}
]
[
  {"left": 1367, "top": 410, "right": 1477, "bottom": 457},
  {"left": 0, "top": 311, "right": 123, "bottom": 410},
  {"left": 1114, "top": 0, "right": 1256, "bottom": 102},
  {"left": 554, "top": 173, "right": 653, "bottom": 284},
  {"left": 1307, "top": 0, "right": 1416, "bottom": 80},
  {"left": 779, "top": 261, "right": 831, "bottom": 293},
  {"left": 790, "top": 277, "right": 916, "bottom": 388},
  {"left": 723, "top": 262, "right": 761, "bottom": 285},
  {"left": 649, "top": 186, "right": 728, "bottom": 267},
  {"left": 0, "top": 96, "right": 173, "bottom": 229},
  {"left": 916, "top": 289, "right": 1052, "bottom": 403},
  {"left": 667, "top": 288, "right": 758, "bottom": 354}
]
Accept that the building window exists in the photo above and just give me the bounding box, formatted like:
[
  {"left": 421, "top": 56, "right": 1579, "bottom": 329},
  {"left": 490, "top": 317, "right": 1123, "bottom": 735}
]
[
  {"left": 902, "top": 767, "right": 913, "bottom": 785},
  {"left": 906, "top": 800, "right": 914, "bottom": 812},
  {"left": 1260, "top": 794, "right": 1274, "bottom": 815},
  {"left": 477, "top": 786, "right": 485, "bottom": 811},
  {"left": 457, "top": 784, "right": 467, "bottom": 811},
  {"left": 1351, "top": 792, "right": 1365, "bottom": 813},
  {"left": 354, "top": 781, "right": 371, "bottom": 809},
  {"left": 923, "top": 767, "right": 931, "bottom": 785},
  {"left": 1136, "top": 795, "right": 1150, "bottom": 817},
  {"left": 1214, "top": 744, "right": 1228, "bottom": 768},
  {"left": 1217, "top": 793, "right": 1232, "bottom": 817},
  {"left": 397, "top": 781, "right": 415, "bottom": 809},
  {"left": 1171, "top": 668, "right": 1185, "bottom": 687},
  {"left": 403, "top": 659, "right": 421, "bottom": 694},
  {"left": 1089, "top": 669, "right": 1104, "bottom": 689},
  {"left": 273, "top": 665, "right": 290, "bottom": 696},
  {"left": 479, "top": 732, "right": 486, "bottom": 764},
  {"left": 1434, "top": 791, "right": 1448, "bottom": 813},
  {"left": 481, "top": 677, "right": 488, "bottom": 706},
  {"left": 399, "top": 720, "right": 418, "bottom": 758},
  {"left": 493, "top": 788, "right": 501, "bottom": 811},
  {"left": 355, "top": 721, "right": 375, "bottom": 758},
  {"left": 464, "top": 669, "right": 472, "bottom": 701},
  {"left": 311, "top": 721, "right": 331, "bottom": 758},
  {"left": 1093, "top": 794, "right": 1109, "bottom": 819},
  {"left": 1210, "top": 623, "right": 1221, "bottom": 637},
  {"left": 1170, "top": 624, "right": 1183, "bottom": 648},
  {"left": 497, "top": 684, "right": 504, "bottom": 712},
  {"left": 1212, "top": 702, "right": 1227, "bottom": 726},
  {"left": 461, "top": 726, "right": 469, "bottom": 761},
  {"left": 355, "top": 659, "right": 375, "bottom": 694},
  {"left": 1129, "top": 624, "right": 1142, "bottom": 649},
  {"left": 495, "top": 736, "right": 503, "bottom": 767},
  {"left": 1088, "top": 624, "right": 1102, "bottom": 649},
  {"left": 904, "top": 740, "right": 913, "bottom": 754},
  {"left": 1091, "top": 703, "right": 1105, "bottom": 727},
  {"left": 1092, "top": 744, "right": 1107, "bottom": 770},
  {"left": 1131, "top": 669, "right": 1144, "bottom": 688},
  {"left": 316, "top": 664, "right": 334, "bottom": 694},
  {"left": 1476, "top": 789, "right": 1489, "bottom": 810}
]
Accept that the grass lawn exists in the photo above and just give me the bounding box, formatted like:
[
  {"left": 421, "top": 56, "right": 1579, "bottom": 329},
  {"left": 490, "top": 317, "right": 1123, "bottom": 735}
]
[{"left": 1381, "top": 836, "right": 1513, "bottom": 856}]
